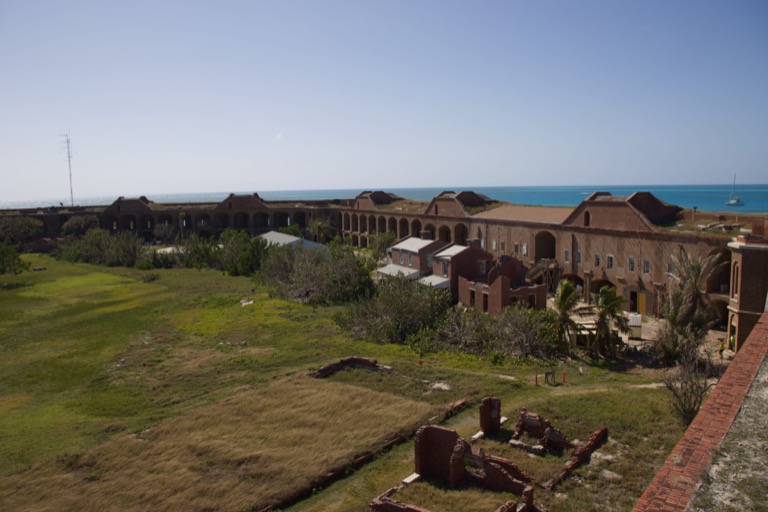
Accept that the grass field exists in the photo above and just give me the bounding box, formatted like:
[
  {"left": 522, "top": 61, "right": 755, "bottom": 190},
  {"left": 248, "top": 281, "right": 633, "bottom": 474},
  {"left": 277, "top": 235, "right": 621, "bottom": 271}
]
[{"left": 0, "top": 256, "right": 685, "bottom": 511}]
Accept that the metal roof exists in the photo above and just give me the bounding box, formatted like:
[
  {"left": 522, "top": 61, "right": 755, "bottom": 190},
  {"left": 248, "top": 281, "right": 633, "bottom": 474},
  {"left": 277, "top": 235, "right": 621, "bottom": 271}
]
[
  {"left": 418, "top": 275, "right": 450, "bottom": 288},
  {"left": 390, "top": 237, "right": 437, "bottom": 253},
  {"left": 434, "top": 245, "right": 467, "bottom": 259},
  {"left": 376, "top": 263, "right": 420, "bottom": 280}
]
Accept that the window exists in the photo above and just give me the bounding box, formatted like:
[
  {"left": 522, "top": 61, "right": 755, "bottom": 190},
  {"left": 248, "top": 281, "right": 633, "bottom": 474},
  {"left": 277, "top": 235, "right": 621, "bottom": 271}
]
[
  {"left": 522, "top": 243, "right": 528, "bottom": 256},
  {"left": 594, "top": 254, "right": 601, "bottom": 267},
  {"left": 564, "top": 249, "right": 570, "bottom": 263},
  {"left": 492, "top": 239, "right": 497, "bottom": 251},
  {"left": 407, "top": 253, "right": 412, "bottom": 266},
  {"left": 399, "top": 252, "right": 403, "bottom": 265},
  {"left": 478, "top": 260, "right": 488, "bottom": 274},
  {"left": 480, "top": 239, "right": 485, "bottom": 249},
  {"left": 667, "top": 262, "right": 675, "bottom": 275},
  {"left": 584, "top": 211, "right": 591, "bottom": 227},
  {"left": 514, "top": 242, "right": 519, "bottom": 254},
  {"left": 575, "top": 251, "right": 581, "bottom": 264},
  {"left": 643, "top": 260, "right": 651, "bottom": 274},
  {"left": 628, "top": 258, "right": 635, "bottom": 272},
  {"left": 501, "top": 241, "right": 506, "bottom": 253},
  {"left": 607, "top": 255, "right": 614, "bottom": 269},
  {"left": 732, "top": 263, "right": 740, "bottom": 297},
  {"left": 442, "top": 260, "right": 448, "bottom": 277}
]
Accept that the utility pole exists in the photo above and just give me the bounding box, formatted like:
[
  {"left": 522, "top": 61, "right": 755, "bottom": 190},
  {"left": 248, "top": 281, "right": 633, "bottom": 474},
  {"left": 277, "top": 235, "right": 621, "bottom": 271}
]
[{"left": 60, "top": 133, "right": 74, "bottom": 207}]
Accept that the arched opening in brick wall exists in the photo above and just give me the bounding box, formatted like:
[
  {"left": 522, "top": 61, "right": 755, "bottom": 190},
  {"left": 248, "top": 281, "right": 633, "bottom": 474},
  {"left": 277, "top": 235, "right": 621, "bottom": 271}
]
[
  {"left": 368, "top": 215, "right": 376, "bottom": 233},
  {"left": 351, "top": 234, "right": 359, "bottom": 246},
  {"left": 360, "top": 215, "right": 368, "bottom": 233},
  {"left": 140, "top": 215, "right": 155, "bottom": 232},
  {"left": 234, "top": 213, "right": 249, "bottom": 230},
  {"left": 254, "top": 213, "right": 270, "bottom": 229},
  {"left": 343, "top": 213, "right": 350, "bottom": 231},
  {"left": 399, "top": 218, "right": 409, "bottom": 238},
  {"left": 412, "top": 219, "right": 422, "bottom": 238},
  {"left": 534, "top": 231, "right": 557, "bottom": 261},
  {"left": 388, "top": 217, "right": 397, "bottom": 235},
  {"left": 214, "top": 213, "right": 230, "bottom": 230},
  {"left": 121, "top": 215, "right": 137, "bottom": 231},
  {"left": 293, "top": 212, "right": 307, "bottom": 228},
  {"left": 705, "top": 248, "right": 731, "bottom": 295},
  {"left": 351, "top": 214, "right": 359, "bottom": 232},
  {"left": 273, "top": 212, "right": 290, "bottom": 228},
  {"left": 454, "top": 223, "right": 468, "bottom": 245},
  {"left": 378, "top": 216, "right": 387, "bottom": 233},
  {"left": 359, "top": 236, "right": 368, "bottom": 248},
  {"left": 438, "top": 225, "right": 452, "bottom": 243},
  {"left": 710, "top": 298, "right": 729, "bottom": 329},
  {"left": 158, "top": 214, "right": 173, "bottom": 227},
  {"left": 423, "top": 223, "right": 436, "bottom": 240},
  {"left": 104, "top": 215, "right": 119, "bottom": 231}
]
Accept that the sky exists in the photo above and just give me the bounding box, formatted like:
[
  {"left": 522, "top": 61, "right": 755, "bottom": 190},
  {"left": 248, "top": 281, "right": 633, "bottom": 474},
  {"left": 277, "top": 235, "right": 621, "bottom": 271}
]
[{"left": 1, "top": 0, "right": 767, "bottom": 203}]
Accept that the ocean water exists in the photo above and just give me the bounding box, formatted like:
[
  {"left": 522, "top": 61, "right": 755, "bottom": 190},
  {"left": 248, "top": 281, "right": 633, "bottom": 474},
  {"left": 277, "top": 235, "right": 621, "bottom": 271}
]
[{"left": 3, "top": 184, "right": 768, "bottom": 214}]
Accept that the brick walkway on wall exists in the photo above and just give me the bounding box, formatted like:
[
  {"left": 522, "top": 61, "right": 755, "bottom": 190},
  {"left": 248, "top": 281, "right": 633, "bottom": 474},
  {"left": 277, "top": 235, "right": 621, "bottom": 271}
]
[{"left": 633, "top": 311, "right": 768, "bottom": 512}]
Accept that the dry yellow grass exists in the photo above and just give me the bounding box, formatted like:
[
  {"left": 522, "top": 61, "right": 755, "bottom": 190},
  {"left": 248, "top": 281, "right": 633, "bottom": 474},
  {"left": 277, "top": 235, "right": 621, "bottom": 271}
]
[{"left": 0, "top": 378, "right": 437, "bottom": 512}]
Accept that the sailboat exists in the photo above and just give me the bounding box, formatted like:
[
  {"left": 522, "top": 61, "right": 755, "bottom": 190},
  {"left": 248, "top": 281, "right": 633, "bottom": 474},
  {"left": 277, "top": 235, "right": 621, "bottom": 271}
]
[{"left": 725, "top": 174, "right": 743, "bottom": 206}]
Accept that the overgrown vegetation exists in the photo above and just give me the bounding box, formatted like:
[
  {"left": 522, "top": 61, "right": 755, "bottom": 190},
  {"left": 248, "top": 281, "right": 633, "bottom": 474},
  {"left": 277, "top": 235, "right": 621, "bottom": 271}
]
[
  {"left": 0, "top": 255, "right": 694, "bottom": 512},
  {"left": 0, "top": 216, "right": 44, "bottom": 244},
  {"left": 0, "top": 242, "right": 29, "bottom": 275},
  {"left": 335, "top": 275, "right": 452, "bottom": 344},
  {"left": 652, "top": 246, "right": 723, "bottom": 366}
]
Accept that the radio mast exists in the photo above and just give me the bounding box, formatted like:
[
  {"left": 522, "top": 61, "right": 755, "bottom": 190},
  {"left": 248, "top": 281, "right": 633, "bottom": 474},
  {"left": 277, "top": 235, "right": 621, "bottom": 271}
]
[{"left": 60, "top": 133, "right": 74, "bottom": 207}]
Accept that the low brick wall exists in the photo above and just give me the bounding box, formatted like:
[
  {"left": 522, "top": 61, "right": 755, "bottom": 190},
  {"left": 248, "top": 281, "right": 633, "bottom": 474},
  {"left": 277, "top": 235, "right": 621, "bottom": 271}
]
[{"left": 633, "top": 311, "right": 768, "bottom": 511}]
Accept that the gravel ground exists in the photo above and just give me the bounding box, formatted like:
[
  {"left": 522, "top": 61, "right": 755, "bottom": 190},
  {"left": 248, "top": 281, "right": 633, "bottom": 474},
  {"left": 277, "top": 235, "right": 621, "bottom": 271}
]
[{"left": 688, "top": 354, "right": 768, "bottom": 512}]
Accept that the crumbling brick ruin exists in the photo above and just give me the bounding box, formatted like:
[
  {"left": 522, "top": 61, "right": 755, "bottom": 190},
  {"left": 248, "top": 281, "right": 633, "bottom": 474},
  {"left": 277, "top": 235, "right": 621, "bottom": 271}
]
[
  {"left": 369, "top": 398, "right": 609, "bottom": 511},
  {"left": 479, "top": 396, "right": 502, "bottom": 434},
  {"left": 511, "top": 408, "right": 574, "bottom": 453}
]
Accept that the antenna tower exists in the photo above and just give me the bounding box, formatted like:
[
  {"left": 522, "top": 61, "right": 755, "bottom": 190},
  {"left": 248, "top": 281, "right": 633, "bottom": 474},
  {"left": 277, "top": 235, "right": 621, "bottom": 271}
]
[{"left": 60, "top": 133, "right": 74, "bottom": 207}]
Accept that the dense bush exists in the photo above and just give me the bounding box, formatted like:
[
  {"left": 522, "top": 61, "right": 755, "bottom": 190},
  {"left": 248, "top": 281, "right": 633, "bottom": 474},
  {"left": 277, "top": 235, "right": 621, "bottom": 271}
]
[
  {"left": 418, "top": 305, "right": 558, "bottom": 360},
  {"left": 0, "top": 216, "right": 44, "bottom": 244},
  {"left": 217, "top": 229, "right": 267, "bottom": 276},
  {"left": 335, "top": 275, "right": 452, "bottom": 344},
  {"left": 0, "top": 242, "right": 29, "bottom": 275},
  {"left": 61, "top": 215, "right": 100, "bottom": 238},
  {"left": 260, "top": 242, "right": 373, "bottom": 304},
  {"left": 57, "top": 229, "right": 144, "bottom": 267}
]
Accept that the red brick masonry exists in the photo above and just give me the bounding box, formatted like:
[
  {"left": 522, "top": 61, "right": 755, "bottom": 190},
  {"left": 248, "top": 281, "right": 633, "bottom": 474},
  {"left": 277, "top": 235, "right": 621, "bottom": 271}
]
[{"left": 633, "top": 311, "right": 768, "bottom": 511}]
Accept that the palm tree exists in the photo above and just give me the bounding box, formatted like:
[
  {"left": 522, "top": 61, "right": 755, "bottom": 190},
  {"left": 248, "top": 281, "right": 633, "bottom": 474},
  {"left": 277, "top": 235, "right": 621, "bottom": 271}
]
[
  {"left": 653, "top": 246, "right": 726, "bottom": 365},
  {"left": 592, "top": 285, "right": 628, "bottom": 357},
  {"left": 668, "top": 246, "right": 724, "bottom": 331},
  {"left": 552, "top": 280, "right": 592, "bottom": 354}
]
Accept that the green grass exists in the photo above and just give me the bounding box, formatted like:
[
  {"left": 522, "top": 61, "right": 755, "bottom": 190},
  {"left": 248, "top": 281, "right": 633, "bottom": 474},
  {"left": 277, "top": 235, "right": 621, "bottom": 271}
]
[{"left": 0, "top": 256, "right": 686, "bottom": 511}]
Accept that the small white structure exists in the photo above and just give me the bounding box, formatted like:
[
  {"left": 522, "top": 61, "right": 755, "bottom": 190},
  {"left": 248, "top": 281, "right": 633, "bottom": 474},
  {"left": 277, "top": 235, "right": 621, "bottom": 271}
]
[{"left": 258, "top": 230, "right": 325, "bottom": 250}]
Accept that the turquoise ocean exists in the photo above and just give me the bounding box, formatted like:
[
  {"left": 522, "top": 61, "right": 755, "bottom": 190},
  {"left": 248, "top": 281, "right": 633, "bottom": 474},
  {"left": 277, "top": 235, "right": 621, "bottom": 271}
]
[{"left": 3, "top": 184, "right": 768, "bottom": 214}]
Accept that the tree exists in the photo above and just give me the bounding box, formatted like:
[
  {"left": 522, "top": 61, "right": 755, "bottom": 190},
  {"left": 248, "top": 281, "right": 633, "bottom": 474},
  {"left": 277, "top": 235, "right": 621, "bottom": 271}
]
[
  {"left": 218, "top": 229, "right": 267, "bottom": 276},
  {"left": 336, "top": 275, "right": 451, "bottom": 344},
  {"left": 368, "top": 231, "right": 397, "bottom": 262},
  {"left": 260, "top": 242, "right": 373, "bottom": 304},
  {"left": 0, "top": 216, "right": 44, "bottom": 244},
  {"left": 668, "top": 246, "right": 723, "bottom": 331},
  {"left": 278, "top": 224, "right": 303, "bottom": 238},
  {"left": 552, "top": 280, "right": 592, "bottom": 354},
  {"left": 653, "top": 246, "right": 725, "bottom": 365},
  {"left": 0, "top": 242, "right": 29, "bottom": 275},
  {"left": 664, "top": 336, "right": 714, "bottom": 425},
  {"left": 152, "top": 223, "right": 176, "bottom": 244},
  {"left": 308, "top": 217, "right": 335, "bottom": 243},
  {"left": 592, "top": 285, "right": 628, "bottom": 357},
  {"left": 61, "top": 215, "right": 100, "bottom": 238}
]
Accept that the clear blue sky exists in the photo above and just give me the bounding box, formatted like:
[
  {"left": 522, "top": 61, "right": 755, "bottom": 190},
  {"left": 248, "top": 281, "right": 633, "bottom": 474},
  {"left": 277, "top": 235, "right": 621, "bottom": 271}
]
[{"left": 1, "top": 0, "right": 767, "bottom": 202}]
